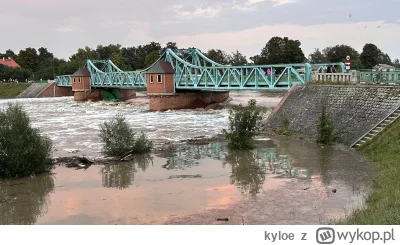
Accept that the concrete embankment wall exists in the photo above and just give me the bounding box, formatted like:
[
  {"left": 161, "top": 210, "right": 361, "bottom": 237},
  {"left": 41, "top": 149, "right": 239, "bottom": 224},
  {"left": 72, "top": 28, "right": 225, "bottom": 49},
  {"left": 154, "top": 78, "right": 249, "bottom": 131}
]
[
  {"left": 16, "top": 83, "right": 51, "bottom": 98},
  {"left": 266, "top": 85, "right": 400, "bottom": 146},
  {"left": 16, "top": 83, "right": 73, "bottom": 98},
  {"left": 37, "top": 83, "right": 73, "bottom": 98}
]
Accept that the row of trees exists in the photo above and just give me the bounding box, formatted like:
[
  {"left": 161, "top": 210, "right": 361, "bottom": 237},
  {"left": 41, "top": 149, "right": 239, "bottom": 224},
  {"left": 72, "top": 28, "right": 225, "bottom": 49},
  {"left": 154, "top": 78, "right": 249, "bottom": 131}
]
[
  {"left": 1, "top": 38, "right": 398, "bottom": 81},
  {"left": 307, "top": 43, "right": 397, "bottom": 70}
]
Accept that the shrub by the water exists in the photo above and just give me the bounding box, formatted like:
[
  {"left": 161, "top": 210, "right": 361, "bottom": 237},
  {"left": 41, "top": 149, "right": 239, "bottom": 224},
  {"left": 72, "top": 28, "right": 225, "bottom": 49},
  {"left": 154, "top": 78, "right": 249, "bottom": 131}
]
[
  {"left": 99, "top": 114, "right": 153, "bottom": 157},
  {"left": 317, "top": 103, "right": 336, "bottom": 144},
  {"left": 0, "top": 103, "right": 53, "bottom": 179},
  {"left": 275, "top": 113, "right": 292, "bottom": 136},
  {"left": 222, "top": 99, "right": 263, "bottom": 150}
]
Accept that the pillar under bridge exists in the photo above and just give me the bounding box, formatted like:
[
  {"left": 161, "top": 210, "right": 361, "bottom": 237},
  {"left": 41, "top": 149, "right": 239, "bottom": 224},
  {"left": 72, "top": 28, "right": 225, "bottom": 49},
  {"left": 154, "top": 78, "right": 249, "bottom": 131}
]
[
  {"left": 71, "top": 68, "right": 137, "bottom": 102},
  {"left": 145, "top": 60, "right": 229, "bottom": 111}
]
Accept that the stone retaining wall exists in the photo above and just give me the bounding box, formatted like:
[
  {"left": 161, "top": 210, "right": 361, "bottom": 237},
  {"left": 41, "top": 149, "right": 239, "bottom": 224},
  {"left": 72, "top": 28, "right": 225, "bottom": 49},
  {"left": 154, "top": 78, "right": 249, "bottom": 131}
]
[{"left": 267, "top": 85, "right": 400, "bottom": 146}]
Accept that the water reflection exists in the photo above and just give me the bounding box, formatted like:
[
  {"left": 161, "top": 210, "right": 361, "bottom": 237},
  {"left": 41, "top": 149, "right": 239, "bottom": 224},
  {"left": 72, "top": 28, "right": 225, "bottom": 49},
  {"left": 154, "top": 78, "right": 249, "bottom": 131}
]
[
  {"left": 0, "top": 173, "right": 55, "bottom": 225},
  {"left": 223, "top": 150, "right": 266, "bottom": 195},
  {"left": 164, "top": 142, "right": 311, "bottom": 195},
  {"left": 265, "top": 149, "right": 313, "bottom": 180},
  {"left": 100, "top": 154, "right": 153, "bottom": 189},
  {"left": 162, "top": 142, "right": 224, "bottom": 170},
  {"left": 317, "top": 146, "right": 333, "bottom": 185}
]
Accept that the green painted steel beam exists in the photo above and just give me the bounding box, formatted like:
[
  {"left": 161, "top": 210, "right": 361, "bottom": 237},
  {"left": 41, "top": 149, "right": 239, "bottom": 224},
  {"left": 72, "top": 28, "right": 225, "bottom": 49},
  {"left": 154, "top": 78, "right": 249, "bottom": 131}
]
[{"left": 55, "top": 48, "right": 352, "bottom": 91}]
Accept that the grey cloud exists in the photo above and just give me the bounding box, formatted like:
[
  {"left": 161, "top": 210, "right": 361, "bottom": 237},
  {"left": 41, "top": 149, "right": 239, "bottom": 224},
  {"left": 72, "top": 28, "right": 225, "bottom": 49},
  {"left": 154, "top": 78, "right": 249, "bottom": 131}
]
[{"left": 0, "top": 0, "right": 399, "bottom": 59}]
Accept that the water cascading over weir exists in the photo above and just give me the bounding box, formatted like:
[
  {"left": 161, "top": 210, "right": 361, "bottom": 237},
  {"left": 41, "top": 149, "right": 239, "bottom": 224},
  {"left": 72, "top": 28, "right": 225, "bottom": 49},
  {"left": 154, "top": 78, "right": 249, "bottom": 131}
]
[{"left": 55, "top": 48, "right": 346, "bottom": 111}]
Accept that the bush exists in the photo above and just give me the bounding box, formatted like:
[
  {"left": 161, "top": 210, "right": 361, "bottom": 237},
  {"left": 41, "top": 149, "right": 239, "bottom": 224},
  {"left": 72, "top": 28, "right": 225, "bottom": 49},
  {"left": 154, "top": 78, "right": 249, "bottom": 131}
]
[
  {"left": 99, "top": 114, "right": 153, "bottom": 157},
  {"left": 222, "top": 99, "right": 263, "bottom": 150},
  {"left": 317, "top": 102, "right": 336, "bottom": 144},
  {"left": 0, "top": 103, "right": 53, "bottom": 179},
  {"left": 275, "top": 112, "right": 292, "bottom": 136}
]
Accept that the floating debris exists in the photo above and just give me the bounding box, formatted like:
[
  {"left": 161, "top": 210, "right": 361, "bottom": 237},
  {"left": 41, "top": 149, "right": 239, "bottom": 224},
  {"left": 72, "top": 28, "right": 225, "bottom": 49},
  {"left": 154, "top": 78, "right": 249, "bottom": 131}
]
[{"left": 168, "top": 174, "right": 202, "bottom": 179}]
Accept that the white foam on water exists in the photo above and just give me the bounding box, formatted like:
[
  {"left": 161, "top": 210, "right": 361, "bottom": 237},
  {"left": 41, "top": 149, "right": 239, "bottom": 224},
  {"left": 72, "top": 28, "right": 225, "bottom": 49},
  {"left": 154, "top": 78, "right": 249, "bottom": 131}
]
[{"left": 1, "top": 97, "right": 231, "bottom": 157}]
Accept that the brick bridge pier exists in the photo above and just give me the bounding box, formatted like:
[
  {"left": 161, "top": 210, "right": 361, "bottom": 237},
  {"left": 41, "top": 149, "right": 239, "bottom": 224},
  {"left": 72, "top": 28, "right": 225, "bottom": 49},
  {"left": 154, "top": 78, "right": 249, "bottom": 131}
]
[{"left": 69, "top": 61, "right": 229, "bottom": 111}]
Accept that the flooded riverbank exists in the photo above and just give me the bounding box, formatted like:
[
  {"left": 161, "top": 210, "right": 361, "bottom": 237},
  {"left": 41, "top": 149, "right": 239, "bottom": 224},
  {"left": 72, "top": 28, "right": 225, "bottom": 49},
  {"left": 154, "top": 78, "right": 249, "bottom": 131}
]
[
  {"left": 0, "top": 138, "right": 374, "bottom": 225},
  {"left": 0, "top": 94, "right": 374, "bottom": 225}
]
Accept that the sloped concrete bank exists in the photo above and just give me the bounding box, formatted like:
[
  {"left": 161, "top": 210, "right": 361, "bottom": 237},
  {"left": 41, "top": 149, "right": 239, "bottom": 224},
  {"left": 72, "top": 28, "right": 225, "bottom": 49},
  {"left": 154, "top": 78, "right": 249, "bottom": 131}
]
[
  {"left": 16, "top": 83, "right": 51, "bottom": 98},
  {"left": 266, "top": 85, "right": 400, "bottom": 146}
]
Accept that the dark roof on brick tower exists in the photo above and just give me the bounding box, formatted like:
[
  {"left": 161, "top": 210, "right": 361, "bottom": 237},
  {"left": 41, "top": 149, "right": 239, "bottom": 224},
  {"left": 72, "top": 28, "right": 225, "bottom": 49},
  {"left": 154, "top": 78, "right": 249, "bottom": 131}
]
[
  {"left": 145, "top": 60, "right": 175, "bottom": 74},
  {"left": 71, "top": 67, "right": 91, "bottom": 77}
]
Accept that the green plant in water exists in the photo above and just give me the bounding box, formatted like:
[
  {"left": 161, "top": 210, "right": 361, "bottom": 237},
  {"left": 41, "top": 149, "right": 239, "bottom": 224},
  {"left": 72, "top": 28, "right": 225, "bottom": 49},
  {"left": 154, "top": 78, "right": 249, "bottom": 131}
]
[
  {"left": 222, "top": 99, "right": 263, "bottom": 150},
  {"left": 0, "top": 103, "right": 54, "bottom": 179},
  {"left": 99, "top": 114, "right": 153, "bottom": 157},
  {"left": 317, "top": 102, "right": 336, "bottom": 144},
  {"left": 275, "top": 113, "right": 292, "bottom": 136}
]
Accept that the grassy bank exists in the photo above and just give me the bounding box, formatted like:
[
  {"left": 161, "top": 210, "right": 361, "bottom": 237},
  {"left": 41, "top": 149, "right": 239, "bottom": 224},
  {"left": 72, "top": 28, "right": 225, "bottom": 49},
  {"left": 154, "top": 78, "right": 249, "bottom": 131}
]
[
  {"left": 0, "top": 83, "right": 31, "bottom": 99},
  {"left": 338, "top": 118, "right": 400, "bottom": 224}
]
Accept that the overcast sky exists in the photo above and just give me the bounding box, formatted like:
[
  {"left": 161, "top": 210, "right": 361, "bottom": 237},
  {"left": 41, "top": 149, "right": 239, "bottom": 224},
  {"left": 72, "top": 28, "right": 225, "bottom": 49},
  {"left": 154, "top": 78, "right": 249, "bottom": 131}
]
[{"left": 1, "top": 0, "right": 399, "bottom": 61}]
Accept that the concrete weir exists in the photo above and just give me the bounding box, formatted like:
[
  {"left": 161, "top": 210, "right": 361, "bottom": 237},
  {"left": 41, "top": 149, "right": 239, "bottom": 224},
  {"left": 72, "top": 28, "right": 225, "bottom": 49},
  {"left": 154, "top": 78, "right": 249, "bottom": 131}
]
[{"left": 266, "top": 85, "right": 400, "bottom": 146}]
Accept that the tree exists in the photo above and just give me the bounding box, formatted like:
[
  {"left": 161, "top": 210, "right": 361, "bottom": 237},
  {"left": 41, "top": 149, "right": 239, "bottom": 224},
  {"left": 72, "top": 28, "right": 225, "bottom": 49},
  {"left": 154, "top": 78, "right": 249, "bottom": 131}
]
[
  {"left": 308, "top": 48, "right": 327, "bottom": 63},
  {"left": 96, "top": 44, "right": 122, "bottom": 60},
  {"left": 0, "top": 103, "right": 53, "bottom": 178},
  {"left": 222, "top": 99, "right": 263, "bottom": 150},
  {"left": 135, "top": 42, "right": 162, "bottom": 68},
  {"left": 360, "top": 43, "right": 381, "bottom": 69},
  {"left": 15, "top": 47, "right": 39, "bottom": 72},
  {"left": 206, "top": 49, "right": 230, "bottom": 65},
  {"left": 99, "top": 114, "right": 152, "bottom": 157},
  {"left": 111, "top": 51, "right": 127, "bottom": 70},
  {"left": 379, "top": 53, "right": 392, "bottom": 65},
  {"left": 323, "top": 45, "right": 359, "bottom": 62},
  {"left": 0, "top": 64, "right": 31, "bottom": 81},
  {"left": 4, "top": 49, "right": 15, "bottom": 59},
  {"left": 258, "top": 37, "right": 305, "bottom": 64},
  {"left": 69, "top": 46, "right": 99, "bottom": 67},
  {"left": 394, "top": 58, "right": 400, "bottom": 68},
  {"left": 249, "top": 55, "right": 261, "bottom": 65},
  {"left": 144, "top": 50, "right": 160, "bottom": 68},
  {"left": 161, "top": 42, "right": 178, "bottom": 53},
  {"left": 121, "top": 47, "right": 140, "bottom": 70},
  {"left": 228, "top": 51, "right": 248, "bottom": 66},
  {"left": 38, "top": 47, "right": 54, "bottom": 61},
  {"left": 323, "top": 45, "right": 362, "bottom": 69}
]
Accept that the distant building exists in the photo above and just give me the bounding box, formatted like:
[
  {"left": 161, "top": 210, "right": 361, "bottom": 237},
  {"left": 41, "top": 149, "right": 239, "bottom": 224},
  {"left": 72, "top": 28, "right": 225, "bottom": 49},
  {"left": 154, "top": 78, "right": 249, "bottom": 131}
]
[
  {"left": 373, "top": 64, "right": 395, "bottom": 71},
  {"left": 0, "top": 57, "right": 20, "bottom": 68}
]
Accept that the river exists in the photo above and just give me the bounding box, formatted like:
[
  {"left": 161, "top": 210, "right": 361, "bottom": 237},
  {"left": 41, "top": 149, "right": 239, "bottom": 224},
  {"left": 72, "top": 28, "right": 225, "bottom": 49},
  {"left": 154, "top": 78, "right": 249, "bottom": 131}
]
[{"left": 0, "top": 92, "right": 374, "bottom": 225}]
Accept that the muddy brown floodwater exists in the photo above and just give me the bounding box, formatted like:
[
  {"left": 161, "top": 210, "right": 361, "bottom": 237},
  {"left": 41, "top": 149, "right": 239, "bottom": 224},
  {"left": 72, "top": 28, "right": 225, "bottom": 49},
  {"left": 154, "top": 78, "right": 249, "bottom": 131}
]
[{"left": 0, "top": 92, "right": 374, "bottom": 225}]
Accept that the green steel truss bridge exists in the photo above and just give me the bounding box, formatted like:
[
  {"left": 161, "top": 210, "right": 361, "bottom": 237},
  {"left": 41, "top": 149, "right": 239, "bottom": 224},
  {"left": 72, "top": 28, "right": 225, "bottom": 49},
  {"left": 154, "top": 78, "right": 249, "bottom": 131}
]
[{"left": 56, "top": 48, "right": 345, "bottom": 91}]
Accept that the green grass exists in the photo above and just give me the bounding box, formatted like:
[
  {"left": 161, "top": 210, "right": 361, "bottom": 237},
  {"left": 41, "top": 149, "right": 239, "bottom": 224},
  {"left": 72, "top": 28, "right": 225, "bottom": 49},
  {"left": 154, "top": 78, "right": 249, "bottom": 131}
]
[
  {"left": 0, "top": 83, "right": 31, "bottom": 99},
  {"left": 338, "top": 118, "right": 400, "bottom": 224}
]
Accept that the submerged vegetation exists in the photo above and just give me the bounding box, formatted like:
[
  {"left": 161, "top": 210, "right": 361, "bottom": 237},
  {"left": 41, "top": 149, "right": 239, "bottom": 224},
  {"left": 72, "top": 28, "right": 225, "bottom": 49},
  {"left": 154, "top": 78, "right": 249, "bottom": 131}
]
[
  {"left": 338, "top": 119, "right": 400, "bottom": 224},
  {"left": 317, "top": 103, "right": 336, "bottom": 144},
  {"left": 222, "top": 99, "right": 263, "bottom": 150},
  {"left": 99, "top": 114, "right": 153, "bottom": 157},
  {"left": 0, "top": 103, "right": 53, "bottom": 178},
  {"left": 275, "top": 112, "right": 292, "bottom": 136}
]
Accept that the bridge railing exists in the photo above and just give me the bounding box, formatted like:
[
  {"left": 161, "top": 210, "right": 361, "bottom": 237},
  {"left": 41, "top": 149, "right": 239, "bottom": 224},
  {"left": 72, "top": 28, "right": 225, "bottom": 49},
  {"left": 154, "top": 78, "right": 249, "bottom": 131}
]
[
  {"left": 90, "top": 71, "right": 146, "bottom": 88},
  {"left": 358, "top": 69, "right": 400, "bottom": 84},
  {"left": 54, "top": 49, "right": 347, "bottom": 90},
  {"left": 55, "top": 75, "right": 72, "bottom": 86}
]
